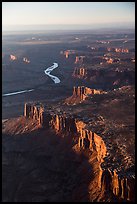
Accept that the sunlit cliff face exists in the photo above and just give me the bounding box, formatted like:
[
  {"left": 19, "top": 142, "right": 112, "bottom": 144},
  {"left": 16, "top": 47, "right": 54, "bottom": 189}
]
[
  {"left": 107, "top": 58, "right": 113, "bottom": 64},
  {"left": 65, "top": 51, "right": 69, "bottom": 58},
  {"left": 115, "top": 48, "right": 129, "bottom": 53}
]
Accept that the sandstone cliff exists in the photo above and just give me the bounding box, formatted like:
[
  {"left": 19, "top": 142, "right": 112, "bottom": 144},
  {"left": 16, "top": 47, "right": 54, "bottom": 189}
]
[
  {"left": 99, "top": 168, "right": 135, "bottom": 201},
  {"left": 73, "top": 86, "right": 104, "bottom": 98},
  {"left": 73, "top": 67, "right": 87, "bottom": 78},
  {"left": 65, "top": 86, "right": 105, "bottom": 104},
  {"left": 75, "top": 56, "right": 85, "bottom": 64},
  {"left": 72, "top": 68, "right": 135, "bottom": 89},
  {"left": 75, "top": 119, "right": 135, "bottom": 202},
  {"left": 24, "top": 102, "right": 44, "bottom": 125},
  {"left": 24, "top": 102, "right": 135, "bottom": 202}
]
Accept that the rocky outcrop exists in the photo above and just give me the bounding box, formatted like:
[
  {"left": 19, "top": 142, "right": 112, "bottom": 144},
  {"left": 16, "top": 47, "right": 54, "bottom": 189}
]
[
  {"left": 24, "top": 103, "right": 106, "bottom": 162},
  {"left": 24, "top": 103, "right": 106, "bottom": 163},
  {"left": 75, "top": 120, "right": 106, "bottom": 162},
  {"left": 24, "top": 103, "right": 77, "bottom": 133},
  {"left": 10, "top": 55, "right": 17, "bottom": 61},
  {"left": 73, "top": 68, "right": 135, "bottom": 89},
  {"left": 64, "top": 51, "right": 69, "bottom": 58},
  {"left": 65, "top": 86, "right": 106, "bottom": 104},
  {"left": 76, "top": 125, "right": 107, "bottom": 163},
  {"left": 75, "top": 56, "right": 85, "bottom": 64},
  {"left": 99, "top": 168, "right": 135, "bottom": 201},
  {"left": 75, "top": 118, "right": 135, "bottom": 201},
  {"left": 23, "top": 57, "right": 30, "bottom": 63},
  {"left": 24, "top": 103, "right": 44, "bottom": 125},
  {"left": 115, "top": 48, "right": 129, "bottom": 53},
  {"left": 24, "top": 102, "right": 135, "bottom": 202},
  {"left": 73, "top": 86, "right": 104, "bottom": 99},
  {"left": 50, "top": 114, "right": 77, "bottom": 133},
  {"left": 60, "top": 50, "right": 76, "bottom": 59},
  {"left": 73, "top": 67, "right": 87, "bottom": 78},
  {"left": 73, "top": 86, "right": 93, "bottom": 100}
]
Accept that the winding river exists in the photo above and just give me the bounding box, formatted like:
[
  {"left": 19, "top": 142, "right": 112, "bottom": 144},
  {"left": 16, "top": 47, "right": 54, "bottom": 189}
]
[
  {"left": 44, "top": 62, "right": 60, "bottom": 84},
  {"left": 2, "top": 62, "right": 60, "bottom": 97}
]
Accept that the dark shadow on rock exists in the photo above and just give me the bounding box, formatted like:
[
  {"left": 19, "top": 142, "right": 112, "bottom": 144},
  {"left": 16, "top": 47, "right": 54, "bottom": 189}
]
[{"left": 2, "top": 128, "right": 93, "bottom": 202}]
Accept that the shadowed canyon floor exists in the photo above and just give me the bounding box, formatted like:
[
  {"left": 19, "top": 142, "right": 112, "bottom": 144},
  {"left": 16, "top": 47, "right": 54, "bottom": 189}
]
[{"left": 3, "top": 117, "right": 98, "bottom": 202}]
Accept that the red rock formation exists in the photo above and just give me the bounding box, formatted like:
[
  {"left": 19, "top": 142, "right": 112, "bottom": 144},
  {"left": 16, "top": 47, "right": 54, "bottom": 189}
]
[
  {"left": 99, "top": 168, "right": 135, "bottom": 201},
  {"left": 76, "top": 124, "right": 107, "bottom": 162},
  {"left": 65, "top": 86, "right": 89, "bottom": 104},
  {"left": 27, "top": 104, "right": 107, "bottom": 164},
  {"left": 106, "top": 58, "right": 113, "bottom": 64},
  {"left": 75, "top": 56, "right": 85, "bottom": 64},
  {"left": 51, "top": 114, "right": 77, "bottom": 133},
  {"left": 10, "top": 54, "right": 17, "bottom": 61},
  {"left": 64, "top": 51, "right": 69, "bottom": 58},
  {"left": 61, "top": 50, "right": 76, "bottom": 59},
  {"left": 73, "top": 86, "right": 93, "bottom": 100},
  {"left": 65, "top": 86, "right": 105, "bottom": 105},
  {"left": 24, "top": 103, "right": 77, "bottom": 133},
  {"left": 115, "top": 48, "right": 129, "bottom": 53},
  {"left": 73, "top": 67, "right": 87, "bottom": 78},
  {"left": 24, "top": 102, "right": 134, "bottom": 202},
  {"left": 24, "top": 103, "right": 44, "bottom": 125},
  {"left": 75, "top": 117, "right": 135, "bottom": 202}
]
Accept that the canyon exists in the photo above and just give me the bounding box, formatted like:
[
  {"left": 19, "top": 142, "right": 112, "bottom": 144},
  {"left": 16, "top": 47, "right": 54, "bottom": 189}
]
[
  {"left": 2, "top": 62, "right": 60, "bottom": 97},
  {"left": 72, "top": 67, "right": 135, "bottom": 89},
  {"left": 22, "top": 102, "right": 135, "bottom": 202},
  {"left": 2, "top": 30, "right": 135, "bottom": 202}
]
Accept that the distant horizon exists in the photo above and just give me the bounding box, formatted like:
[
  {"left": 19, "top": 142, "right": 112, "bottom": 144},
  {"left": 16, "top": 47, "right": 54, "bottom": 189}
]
[{"left": 2, "top": 22, "right": 135, "bottom": 33}]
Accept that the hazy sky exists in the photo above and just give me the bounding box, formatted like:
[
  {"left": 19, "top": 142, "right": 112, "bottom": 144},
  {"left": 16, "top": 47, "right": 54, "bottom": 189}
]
[{"left": 2, "top": 2, "right": 135, "bottom": 30}]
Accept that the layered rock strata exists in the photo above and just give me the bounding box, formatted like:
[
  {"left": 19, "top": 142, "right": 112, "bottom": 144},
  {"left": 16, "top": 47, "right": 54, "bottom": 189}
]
[
  {"left": 73, "top": 67, "right": 87, "bottom": 78},
  {"left": 24, "top": 103, "right": 44, "bottom": 125},
  {"left": 72, "top": 68, "right": 135, "bottom": 89},
  {"left": 73, "top": 86, "right": 104, "bottom": 100},
  {"left": 24, "top": 103, "right": 135, "bottom": 202},
  {"left": 65, "top": 86, "right": 106, "bottom": 104}
]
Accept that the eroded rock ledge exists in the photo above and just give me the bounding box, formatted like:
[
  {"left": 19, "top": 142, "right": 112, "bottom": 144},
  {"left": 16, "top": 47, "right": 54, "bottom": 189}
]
[
  {"left": 65, "top": 86, "right": 106, "bottom": 105},
  {"left": 24, "top": 102, "right": 135, "bottom": 202}
]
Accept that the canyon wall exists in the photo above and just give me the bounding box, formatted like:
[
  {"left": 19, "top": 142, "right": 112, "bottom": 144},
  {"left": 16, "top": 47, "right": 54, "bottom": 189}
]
[
  {"left": 76, "top": 119, "right": 135, "bottom": 202},
  {"left": 65, "top": 86, "right": 105, "bottom": 105},
  {"left": 73, "top": 86, "right": 104, "bottom": 100},
  {"left": 73, "top": 86, "right": 93, "bottom": 100},
  {"left": 75, "top": 121, "right": 107, "bottom": 163},
  {"left": 24, "top": 103, "right": 107, "bottom": 164},
  {"left": 73, "top": 67, "right": 87, "bottom": 78},
  {"left": 24, "top": 103, "right": 77, "bottom": 133},
  {"left": 75, "top": 56, "right": 85, "bottom": 64},
  {"left": 24, "top": 103, "right": 44, "bottom": 125},
  {"left": 72, "top": 67, "right": 135, "bottom": 89},
  {"left": 50, "top": 114, "right": 77, "bottom": 133},
  {"left": 24, "top": 102, "right": 134, "bottom": 202},
  {"left": 99, "top": 168, "right": 135, "bottom": 201}
]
